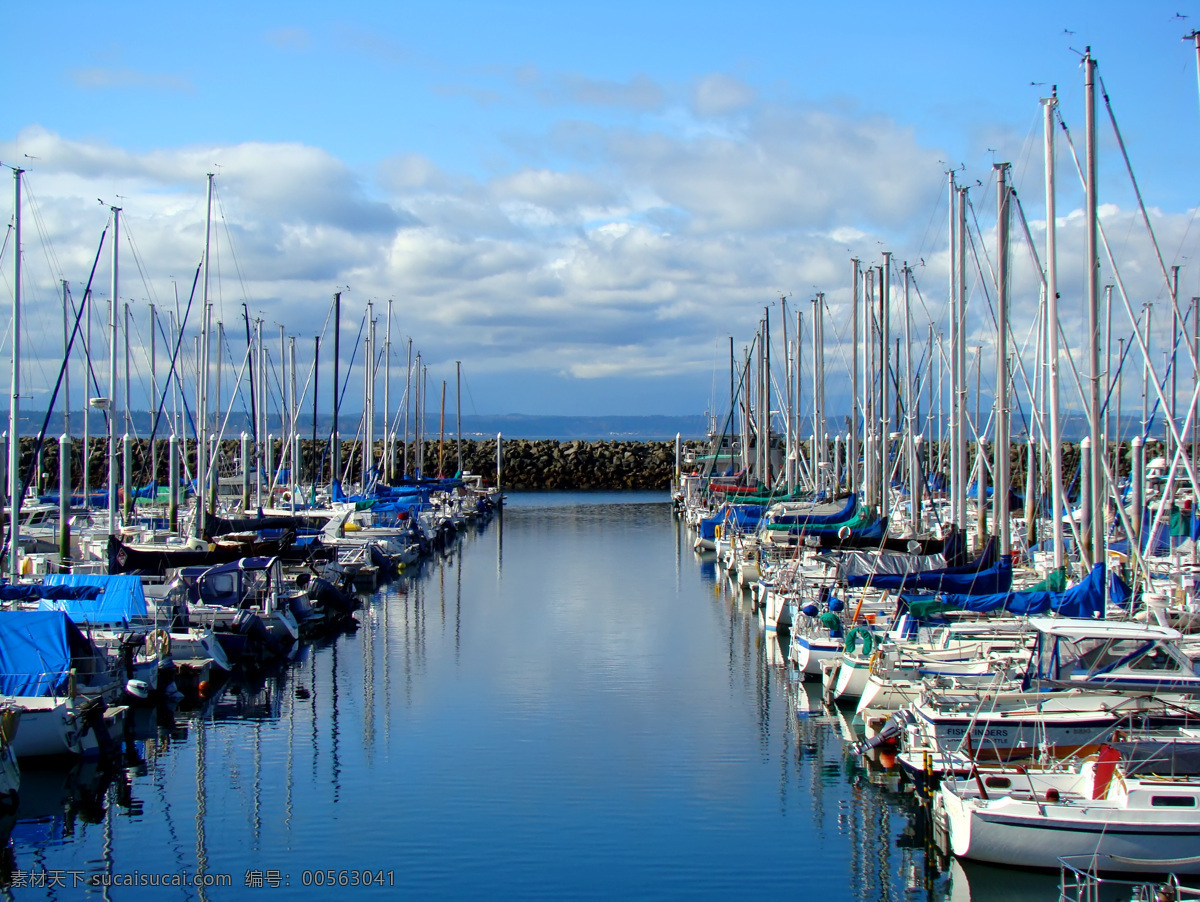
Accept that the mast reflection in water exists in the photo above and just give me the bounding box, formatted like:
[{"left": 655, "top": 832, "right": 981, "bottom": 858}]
[{"left": 0, "top": 492, "right": 1052, "bottom": 899}]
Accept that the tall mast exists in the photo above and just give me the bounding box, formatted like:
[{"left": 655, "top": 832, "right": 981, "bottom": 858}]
[
  {"left": 1084, "top": 48, "right": 1103, "bottom": 567},
  {"left": 811, "top": 296, "right": 820, "bottom": 494},
  {"left": 863, "top": 267, "right": 876, "bottom": 506},
  {"left": 456, "top": 360, "right": 462, "bottom": 477},
  {"left": 850, "top": 259, "right": 860, "bottom": 496},
  {"left": 947, "top": 171, "right": 959, "bottom": 531},
  {"left": 288, "top": 334, "right": 297, "bottom": 502},
  {"left": 793, "top": 309, "right": 802, "bottom": 491},
  {"left": 1190, "top": 31, "right": 1200, "bottom": 116},
  {"left": 762, "top": 307, "right": 771, "bottom": 487},
  {"left": 8, "top": 168, "right": 22, "bottom": 579},
  {"left": 955, "top": 187, "right": 969, "bottom": 532},
  {"left": 62, "top": 281, "right": 70, "bottom": 439},
  {"left": 903, "top": 263, "right": 919, "bottom": 535},
  {"left": 332, "top": 291, "right": 342, "bottom": 484},
  {"left": 311, "top": 336, "right": 320, "bottom": 487},
  {"left": 729, "top": 336, "right": 734, "bottom": 441},
  {"left": 995, "top": 162, "right": 1012, "bottom": 556},
  {"left": 1044, "top": 88, "right": 1064, "bottom": 569},
  {"left": 881, "top": 254, "right": 892, "bottom": 515},
  {"left": 384, "top": 299, "right": 392, "bottom": 481},
  {"left": 123, "top": 301, "right": 131, "bottom": 436},
  {"left": 195, "top": 172, "right": 213, "bottom": 538},
  {"left": 816, "top": 292, "right": 826, "bottom": 494},
  {"left": 365, "top": 301, "right": 374, "bottom": 484},
  {"left": 83, "top": 280, "right": 91, "bottom": 515},
  {"left": 256, "top": 317, "right": 265, "bottom": 509},
  {"left": 414, "top": 353, "right": 423, "bottom": 477},
  {"left": 781, "top": 297, "right": 793, "bottom": 493},
  {"left": 403, "top": 338, "right": 412, "bottom": 479},
  {"left": 150, "top": 304, "right": 158, "bottom": 485},
  {"left": 279, "top": 323, "right": 286, "bottom": 493},
  {"left": 1171, "top": 266, "right": 1180, "bottom": 457},
  {"left": 108, "top": 201, "right": 121, "bottom": 537}
]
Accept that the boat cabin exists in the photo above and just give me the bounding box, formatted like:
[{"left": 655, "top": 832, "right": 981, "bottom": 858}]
[{"left": 1028, "top": 617, "right": 1200, "bottom": 693}]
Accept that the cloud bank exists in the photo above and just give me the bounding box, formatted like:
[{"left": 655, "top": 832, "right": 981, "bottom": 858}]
[{"left": 2, "top": 71, "right": 1193, "bottom": 422}]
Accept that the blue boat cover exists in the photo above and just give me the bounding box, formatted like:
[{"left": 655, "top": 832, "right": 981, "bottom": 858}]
[
  {"left": 845, "top": 540, "right": 1009, "bottom": 594},
  {"left": 768, "top": 494, "right": 858, "bottom": 526},
  {"left": 0, "top": 584, "right": 100, "bottom": 602},
  {"left": 0, "top": 610, "right": 93, "bottom": 696},
  {"left": 41, "top": 574, "right": 149, "bottom": 625},
  {"left": 697, "top": 504, "right": 764, "bottom": 541},
  {"left": 912, "top": 563, "right": 1126, "bottom": 618}
]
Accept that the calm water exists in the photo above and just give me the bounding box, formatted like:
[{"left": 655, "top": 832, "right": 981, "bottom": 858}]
[{"left": 0, "top": 493, "right": 1057, "bottom": 900}]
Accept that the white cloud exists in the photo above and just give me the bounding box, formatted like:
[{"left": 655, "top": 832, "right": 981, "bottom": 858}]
[
  {"left": 68, "top": 67, "right": 193, "bottom": 93},
  {"left": 3, "top": 76, "right": 1194, "bottom": 418},
  {"left": 691, "top": 74, "right": 756, "bottom": 117}
]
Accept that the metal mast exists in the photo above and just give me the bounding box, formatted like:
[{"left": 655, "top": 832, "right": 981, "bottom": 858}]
[
  {"left": 195, "top": 173, "right": 213, "bottom": 538},
  {"left": 1044, "top": 88, "right": 1064, "bottom": 569},
  {"left": 956, "top": 187, "right": 969, "bottom": 532},
  {"left": 995, "top": 162, "right": 1012, "bottom": 556},
  {"left": 108, "top": 201, "right": 121, "bottom": 536},
  {"left": 8, "top": 168, "right": 22, "bottom": 579},
  {"left": 947, "top": 171, "right": 959, "bottom": 531},
  {"left": 1084, "top": 48, "right": 1104, "bottom": 567},
  {"left": 850, "top": 259, "right": 860, "bottom": 495}
]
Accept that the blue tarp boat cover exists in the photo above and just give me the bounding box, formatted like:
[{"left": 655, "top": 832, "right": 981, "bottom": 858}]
[
  {"left": 40, "top": 574, "right": 149, "bottom": 626},
  {"left": 845, "top": 540, "right": 1009, "bottom": 594},
  {"left": 767, "top": 494, "right": 858, "bottom": 526},
  {"left": 914, "top": 563, "right": 1127, "bottom": 618},
  {"left": 332, "top": 479, "right": 456, "bottom": 505},
  {"left": 0, "top": 610, "right": 93, "bottom": 696},
  {"left": 697, "top": 504, "right": 765, "bottom": 541},
  {"left": 0, "top": 584, "right": 100, "bottom": 602}
]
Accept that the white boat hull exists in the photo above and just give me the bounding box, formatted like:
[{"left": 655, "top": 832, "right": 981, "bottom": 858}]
[{"left": 942, "top": 785, "right": 1200, "bottom": 874}]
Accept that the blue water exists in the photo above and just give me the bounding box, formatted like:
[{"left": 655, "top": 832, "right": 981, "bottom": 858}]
[{"left": 0, "top": 492, "right": 1053, "bottom": 900}]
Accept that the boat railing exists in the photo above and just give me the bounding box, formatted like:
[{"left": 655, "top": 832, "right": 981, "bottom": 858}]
[{"left": 1059, "top": 855, "right": 1200, "bottom": 902}]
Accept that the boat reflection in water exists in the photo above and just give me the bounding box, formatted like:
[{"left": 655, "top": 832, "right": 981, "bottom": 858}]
[
  {"left": 944, "top": 860, "right": 1059, "bottom": 902},
  {"left": 0, "top": 494, "right": 1033, "bottom": 899}
]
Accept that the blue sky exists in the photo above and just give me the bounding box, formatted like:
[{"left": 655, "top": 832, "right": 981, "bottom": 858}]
[{"left": 3, "top": 1, "right": 1199, "bottom": 421}]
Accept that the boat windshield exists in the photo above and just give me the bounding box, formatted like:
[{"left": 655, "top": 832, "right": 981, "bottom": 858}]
[{"left": 1060, "top": 637, "right": 1184, "bottom": 678}]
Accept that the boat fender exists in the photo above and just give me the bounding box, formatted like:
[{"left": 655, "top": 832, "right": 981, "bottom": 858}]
[
  {"left": 144, "top": 628, "right": 172, "bottom": 660},
  {"left": 844, "top": 627, "right": 874, "bottom": 656},
  {"left": 1091, "top": 744, "right": 1122, "bottom": 800}
]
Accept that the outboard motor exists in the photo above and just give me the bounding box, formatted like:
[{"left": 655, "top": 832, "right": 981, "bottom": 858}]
[
  {"left": 232, "top": 610, "right": 284, "bottom": 658},
  {"left": 308, "top": 577, "right": 357, "bottom": 616},
  {"left": 368, "top": 543, "right": 398, "bottom": 579},
  {"left": 76, "top": 696, "right": 118, "bottom": 759}
]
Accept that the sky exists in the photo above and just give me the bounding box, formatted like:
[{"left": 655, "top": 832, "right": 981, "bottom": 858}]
[{"left": 3, "top": 1, "right": 1200, "bottom": 424}]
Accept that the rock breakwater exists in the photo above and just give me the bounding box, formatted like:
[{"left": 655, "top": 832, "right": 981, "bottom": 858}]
[{"left": 16, "top": 437, "right": 683, "bottom": 493}]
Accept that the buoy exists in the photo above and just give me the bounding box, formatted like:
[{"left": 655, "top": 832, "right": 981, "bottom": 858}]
[
  {"left": 197, "top": 680, "right": 211, "bottom": 698},
  {"left": 878, "top": 751, "right": 896, "bottom": 769}
]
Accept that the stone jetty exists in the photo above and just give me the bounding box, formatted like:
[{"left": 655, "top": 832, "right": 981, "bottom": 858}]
[
  {"left": 15, "top": 436, "right": 685, "bottom": 493},
  {"left": 10, "top": 435, "right": 1162, "bottom": 496}
]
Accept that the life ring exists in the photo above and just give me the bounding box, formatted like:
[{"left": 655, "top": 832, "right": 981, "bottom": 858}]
[
  {"left": 844, "top": 626, "right": 874, "bottom": 656},
  {"left": 144, "top": 628, "right": 172, "bottom": 660}
]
